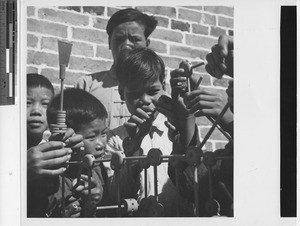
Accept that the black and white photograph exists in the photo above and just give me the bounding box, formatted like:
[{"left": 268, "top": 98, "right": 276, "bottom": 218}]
[
  {"left": 0, "top": 0, "right": 297, "bottom": 226},
  {"left": 25, "top": 4, "right": 234, "bottom": 218}
]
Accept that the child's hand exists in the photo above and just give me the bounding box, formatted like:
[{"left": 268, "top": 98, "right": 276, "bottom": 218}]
[
  {"left": 49, "top": 128, "right": 84, "bottom": 150},
  {"left": 124, "top": 105, "right": 156, "bottom": 140},
  {"left": 206, "top": 35, "right": 233, "bottom": 78},
  {"left": 64, "top": 196, "right": 82, "bottom": 217},
  {"left": 27, "top": 141, "right": 72, "bottom": 181},
  {"left": 73, "top": 174, "right": 102, "bottom": 217},
  {"left": 185, "top": 87, "right": 233, "bottom": 129}
]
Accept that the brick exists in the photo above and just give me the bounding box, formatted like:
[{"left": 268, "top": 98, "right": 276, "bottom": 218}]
[
  {"left": 27, "top": 34, "right": 38, "bottom": 48},
  {"left": 58, "top": 6, "right": 81, "bottom": 13},
  {"left": 213, "top": 77, "right": 230, "bottom": 88},
  {"left": 83, "top": 6, "right": 105, "bottom": 16},
  {"left": 182, "top": 6, "right": 203, "bottom": 11},
  {"left": 196, "top": 116, "right": 211, "bottom": 126},
  {"left": 69, "top": 56, "right": 112, "bottom": 73},
  {"left": 135, "top": 6, "right": 176, "bottom": 18},
  {"left": 228, "top": 30, "right": 234, "bottom": 36},
  {"left": 27, "top": 18, "right": 68, "bottom": 38},
  {"left": 171, "top": 20, "right": 190, "bottom": 32},
  {"left": 195, "top": 73, "right": 212, "bottom": 86},
  {"left": 151, "top": 28, "right": 183, "bottom": 43},
  {"left": 218, "top": 16, "right": 234, "bottom": 28},
  {"left": 93, "top": 17, "right": 109, "bottom": 30},
  {"left": 170, "top": 45, "right": 208, "bottom": 60},
  {"left": 149, "top": 40, "right": 167, "bottom": 54},
  {"left": 160, "top": 55, "right": 183, "bottom": 69},
  {"left": 72, "top": 27, "right": 107, "bottom": 44},
  {"left": 204, "top": 6, "right": 234, "bottom": 17},
  {"left": 201, "top": 13, "right": 216, "bottom": 26},
  {"left": 155, "top": 16, "right": 169, "bottom": 28},
  {"left": 200, "top": 127, "right": 228, "bottom": 141},
  {"left": 27, "top": 6, "right": 35, "bottom": 17},
  {"left": 204, "top": 141, "right": 213, "bottom": 152},
  {"left": 41, "top": 37, "right": 94, "bottom": 57},
  {"left": 96, "top": 45, "right": 113, "bottom": 59},
  {"left": 107, "top": 7, "right": 123, "bottom": 17},
  {"left": 215, "top": 142, "right": 228, "bottom": 150},
  {"left": 27, "top": 66, "right": 38, "bottom": 74},
  {"left": 192, "top": 24, "right": 209, "bottom": 35},
  {"left": 178, "top": 8, "right": 201, "bottom": 23},
  {"left": 38, "top": 8, "right": 89, "bottom": 26},
  {"left": 27, "top": 50, "right": 58, "bottom": 67},
  {"left": 210, "top": 26, "right": 227, "bottom": 37},
  {"left": 41, "top": 67, "right": 85, "bottom": 85},
  {"left": 186, "top": 34, "right": 217, "bottom": 49}
]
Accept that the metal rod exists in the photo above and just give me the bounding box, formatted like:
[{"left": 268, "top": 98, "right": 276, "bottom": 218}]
[
  {"left": 144, "top": 168, "right": 148, "bottom": 198},
  {"left": 199, "top": 102, "right": 231, "bottom": 150},
  {"left": 206, "top": 116, "right": 233, "bottom": 142},
  {"left": 191, "top": 62, "right": 205, "bottom": 70},
  {"left": 97, "top": 205, "right": 125, "bottom": 210},
  {"left": 194, "top": 166, "right": 199, "bottom": 217},
  {"left": 208, "top": 166, "right": 213, "bottom": 199},
  {"left": 61, "top": 173, "right": 65, "bottom": 217},
  {"left": 116, "top": 170, "right": 121, "bottom": 217},
  {"left": 175, "top": 168, "right": 180, "bottom": 216},
  {"left": 154, "top": 166, "right": 158, "bottom": 202}
]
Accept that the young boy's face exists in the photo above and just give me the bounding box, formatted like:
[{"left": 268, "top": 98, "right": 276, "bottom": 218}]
[
  {"left": 123, "top": 78, "right": 165, "bottom": 115},
  {"left": 27, "top": 86, "right": 53, "bottom": 138},
  {"left": 110, "top": 21, "right": 149, "bottom": 63},
  {"left": 76, "top": 118, "right": 108, "bottom": 159}
]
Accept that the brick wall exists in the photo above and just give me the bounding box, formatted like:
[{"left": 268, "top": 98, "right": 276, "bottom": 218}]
[{"left": 27, "top": 6, "right": 234, "bottom": 152}]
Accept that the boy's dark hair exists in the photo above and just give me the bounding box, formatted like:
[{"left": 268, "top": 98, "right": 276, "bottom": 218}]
[
  {"left": 116, "top": 47, "right": 165, "bottom": 88},
  {"left": 106, "top": 8, "right": 157, "bottom": 40},
  {"left": 47, "top": 88, "right": 108, "bottom": 131},
  {"left": 27, "top": 73, "right": 54, "bottom": 95}
]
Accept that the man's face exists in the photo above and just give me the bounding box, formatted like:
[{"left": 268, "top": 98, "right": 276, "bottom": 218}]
[
  {"left": 109, "top": 21, "right": 149, "bottom": 63},
  {"left": 123, "top": 78, "right": 164, "bottom": 115},
  {"left": 76, "top": 118, "right": 108, "bottom": 160},
  {"left": 27, "top": 86, "right": 53, "bottom": 138}
]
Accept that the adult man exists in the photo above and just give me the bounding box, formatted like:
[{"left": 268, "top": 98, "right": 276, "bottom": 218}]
[{"left": 75, "top": 8, "right": 157, "bottom": 129}]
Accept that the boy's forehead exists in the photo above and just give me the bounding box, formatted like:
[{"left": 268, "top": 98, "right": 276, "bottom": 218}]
[
  {"left": 124, "top": 78, "right": 163, "bottom": 91},
  {"left": 27, "top": 86, "right": 53, "bottom": 97}
]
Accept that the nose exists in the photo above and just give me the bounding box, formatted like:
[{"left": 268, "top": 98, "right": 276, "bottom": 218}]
[
  {"left": 139, "top": 93, "right": 152, "bottom": 106},
  {"left": 95, "top": 138, "right": 106, "bottom": 152},
  {"left": 119, "top": 38, "right": 134, "bottom": 52},
  {"left": 30, "top": 103, "right": 42, "bottom": 116}
]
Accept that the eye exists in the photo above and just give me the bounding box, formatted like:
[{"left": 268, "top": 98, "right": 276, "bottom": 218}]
[
  {"left": 86, "top": 135, "right": 96, "bottom": 141},
  {"left": 148, "top": 90, "right": 160, "bottom": 96},
  {"left": 42, "top": 101, "right": 49, "bottom": 108}
]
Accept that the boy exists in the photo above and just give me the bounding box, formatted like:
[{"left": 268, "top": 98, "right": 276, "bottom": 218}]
[
  {"left": 47, "top": 88, "right": 110, "bottom": 217},
  {"left": 108, "top": 47, "right": 199, "bottom": 216},
  {"left": 27, "top": 73, "right": 83, "bottom": 217},
  {"left": 75, "top": 8, "right": 158, "bottom": 130}
]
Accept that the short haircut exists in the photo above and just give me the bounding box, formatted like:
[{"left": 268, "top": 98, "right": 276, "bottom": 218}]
[
  {"left": 27, "top": 73, "right": 54, "bottom": 96},
  {"left": 106, "top": 8, "right": 157, "bottom": 40},
  {"left": 47, "top": 88, "right": 108, "bottom": 131},
  {"left": 116, "top": 47, "right": 165, "bottom": 87}
]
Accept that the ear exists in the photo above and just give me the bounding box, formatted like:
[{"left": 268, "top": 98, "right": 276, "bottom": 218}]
[
  {"left": 118, "top": 84, "right": 125, "bottom": 101},
  {"left": 146, "top": 38, "right": 150, "bottom": 47},
  {"left": 108, "top": 37, "right": 111, "bottom": 50},
  {"left": 162, "top": 80, "right": 166, "bottom": 91}
]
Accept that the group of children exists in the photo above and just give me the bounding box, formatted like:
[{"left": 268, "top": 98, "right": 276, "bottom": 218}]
[{"left": 27, "top": 8, "right": 234, "bottom": 218}]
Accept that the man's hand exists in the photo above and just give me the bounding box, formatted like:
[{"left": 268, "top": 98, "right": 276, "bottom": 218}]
[
  {"left": 206, "top": 35, "right": 233, "bottom": 78},
  {"left": 185, "top": 87, "right": 233, "bottom": 129}
]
